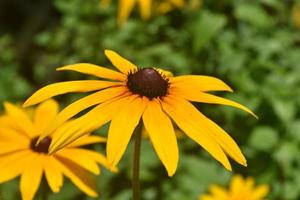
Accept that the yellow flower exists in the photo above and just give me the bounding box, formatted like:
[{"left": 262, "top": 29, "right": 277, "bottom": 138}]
[
  {"left": 24, "top": 50, "right": 257, "bottom": 176},
  {"left": 199, "top": 175, "right": 269, "bottom": 200},
  {"left": 101, "top": 0, "right": 201, "bottom": 25},
  {"left": 0, "top": 100, "right": 109, "bottom": 200}
]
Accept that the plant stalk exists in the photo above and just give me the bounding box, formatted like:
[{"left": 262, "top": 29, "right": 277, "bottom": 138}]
[{"left": 132, "top": 122, "right": 143, "bottom": 200}]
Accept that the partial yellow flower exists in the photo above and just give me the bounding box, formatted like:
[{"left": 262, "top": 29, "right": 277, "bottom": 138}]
[
  {"left": 199, "top": 175, "right": 269, "bottom": 200},
  {"left": 24, "top": 49, "right": 257, "bottom": 176},
  {"left": 292, "top": 3, "right": 300, "bottom": 30},
  {"left": 101, "top": 0, "right": 201, "bottom": 25},
  {"left": 0, "top": 100, "right": 110, "bottom": 200}
]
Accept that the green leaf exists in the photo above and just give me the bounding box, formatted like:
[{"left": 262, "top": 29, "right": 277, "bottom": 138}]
[
  {"left": 287, "top": 120, "right": 300, "bottom": 142},
  {"left": 235, "top": 4, "right": 274, "bottom": 28},
  {"left": 249, "top": 126, "right": 279, "bottom": 151},
  {"left": 271, "top": 99, "right": 296, "bottom": 124},
  {"left": 192, "top": 11, "right": 226, "bottom": 53}
]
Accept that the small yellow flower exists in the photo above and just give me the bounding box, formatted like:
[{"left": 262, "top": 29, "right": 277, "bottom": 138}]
[
  {"left": 101, "top": 0, "right": 201, "bottom": 25},
  {"left": 199, "top": 175, "right": 269, "bottom": 200},
  {"left": 24, "top": 50, "right": 257, "bottom": 176},
  {"left": 0, "top": 100, "right": 109, "bottom": 200}
]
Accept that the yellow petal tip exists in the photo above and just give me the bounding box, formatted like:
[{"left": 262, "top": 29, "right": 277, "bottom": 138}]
[
  {"left": 22, "top": 99, "right": 34, "bottom": 108},
  {"left": 225, "top": 164, "right": 232, "bottom": 171},
  {"left": 167, "top": 171, "right": 176, "bottom": 177},
  {"left": 56, "top": 67, "right": 64, "bottom": 71},
  {"left": 104, "top": 49, "right": 113, "bottom": 55},
  {"left": 3, "top": 101, "right": 11, "bottom": 108}
]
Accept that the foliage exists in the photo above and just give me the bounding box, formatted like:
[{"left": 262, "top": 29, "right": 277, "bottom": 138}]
[{"left": 0, "top": 0, "right": 300, "bottom": 199}]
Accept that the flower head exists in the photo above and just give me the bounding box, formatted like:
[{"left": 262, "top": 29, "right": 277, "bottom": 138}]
[
  {"left": 0, "top": 100, "right": 110, "bottom": 200},
  {"left": 24, "top": 50, "right": 257, "bottom": 176},
  {"left": 199, "top": 175, "right": 269, "bottom": 200}
]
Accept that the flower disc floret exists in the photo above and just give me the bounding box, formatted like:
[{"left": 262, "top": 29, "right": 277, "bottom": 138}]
[
  {"left": 127, "top": 68, "right": 169, "bottom": 98},
  {"left": 30, "top": 136, "right": 52, "bottom": 153}
]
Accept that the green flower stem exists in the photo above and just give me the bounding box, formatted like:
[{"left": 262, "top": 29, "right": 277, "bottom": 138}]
[
  {"left": 132, "top": 122, "right": 143, "bottom": 200},
  {"left": 42, "top": 179, "right": 48, "bottom": 200}
]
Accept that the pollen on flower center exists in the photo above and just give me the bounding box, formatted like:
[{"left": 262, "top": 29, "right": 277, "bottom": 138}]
[
  {"left": 30, "top": 136, "right": 52, "bottom": 153},
  {"left": 126, "top": 68, "right": 169, "bottom": 98}
]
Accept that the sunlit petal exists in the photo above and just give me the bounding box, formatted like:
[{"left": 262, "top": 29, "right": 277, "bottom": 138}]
[
  {"left": 162, "top": 96, "right": 232, "bottom": 170},
  {"left": 171, "top": 90, "right": 257, "bottom": 118},
  {"left": 117, "top": 0, "right": 137, "bottom": 25},
  {"left": 49, "top": 96, "right": 129, "bottom": 153},
  {"left": 142, "top": 99, "right": 178, "bottom": 176},
  {"left": 41, "top": 86, "right": 127, "bottom": 139},
  {"left": 107, "top": 96, "right": 147, "bottom": 167},
  {"left": 170, "top": 75, "right": 233, "bottom": 92},
  {"left": 66, "top": 135, "right": 106, "bottom": 148},
  {"left": 4, "top": 102, "right": 35, "bottom": 137},
  {"left": 44, "top": 157, "right": 64, "bottom": 193},
  {"left": 57, "top": 63, "right": 126, "bottom": 81},
  {"left": 34, "top": 99, "right": 59, "bottom": 135},
  {"left": 20, "top": 155, "right": 43, "bottom": 200},
  {"left": 0, "top": 150, "right": 33, "bottom": 183},
  {"left": 54, "top": 157, "right": 98, "bottom": 197},
  {"left": 23, "top": 80, "right": 121, "bottom": 107},
  {"left": 138, "top": 0, "right": 151, "bottom": 20},
  {"left": 104, "top": 49, "right": 137, "bottom": 74}
]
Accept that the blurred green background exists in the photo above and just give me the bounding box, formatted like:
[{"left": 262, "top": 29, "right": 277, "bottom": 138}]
[{"left": 1, "top": 0, "right": 300, "bottom": 199}]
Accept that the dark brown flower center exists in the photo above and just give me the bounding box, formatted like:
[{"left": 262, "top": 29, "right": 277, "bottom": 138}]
[
  {"left": 30, "top": 136, "right": 52, "bottom": 153},
  {"left": 127, "top": 68, "right": 169, "bottom": 98}
]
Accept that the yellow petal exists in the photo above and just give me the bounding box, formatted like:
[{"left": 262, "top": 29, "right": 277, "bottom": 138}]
[
  {"left": 55, "top": 149, "right": 100, "bottom": 175},
  {"left": 199, "top": 195, "right": 215, "bottom": 200},
  {"left": 54, "top": 156, "right": 98, "bottom": 197},
  {"left": 142, "top": 99, "right": 178, "bottom": 176},
  {"left": 4, "top": 102, "right": 35, "bottom": 137},
  {"left": 245, "top": 177, "right": 255, "bottom": 191},
  {"left": 157, "top": 2, "right": 173, "bottom": 13},
  {"left": 171, "top": 90, "right": 257, "bottom": 118},
  {"left": 170, "top": 75, "right": 233, "bottom": 92},
  {"left": 60, "top": 148, "right": 111, "bottom": 170},
  {"left": 185, "top": 109, "right": 247, "bottom": 166},
  {"left": 0, "top": 127, "right": 28, "bottom": 145},
  {"left": 0, "top": 150, "right": 33, "bottom": 183},
  {"left": 0, "top": 141, "right": 27, "bottom": 155},
  {"left": 162, "top": 96, "right": 232, "bottom": 171},
  {"left": 0, "top": 116, "right": 29, "bottom": 140},
  {"left": 101, "top": 0, "right": 111, "bottom": 7},
  {"left": 230, "top": 175, "right": 244, "bottom": 195},
  {"left": 66, "top": 135, "right": 106, "bottom": 148},
  {"left": 107, "top": 96, "right": 147, "bottom": 167},
  {"left": 252, "top": 184, "right": 269, "bottom": 199},
  {"left": 23, "top": 80, "right": 121, "bottom": 107},
  {"left": 44, "top": 157, "right": 63, "bottom": 193},
  {"left": 138, "top": 0, "right": 151, "bottom": 20},
  {"left": 117, "top": 0, "right": 137, "bottom": 25},
  {"left": 57, "top": 63, "right": 126, "bottom": 81},
  {"left": 20, "top": 155, "right": 43, "bottom": 200},
  {"left": 49, "top": 96, "right": 129, "bottom": 153},
  {"left": 209, "top": 185, "right": 228, "bottom": 198},
  {"left": 104, "top": 49, "right": 137, "bottom": 74},
  {"left": 41, "top": 86, "right": 127, "bottom": 139},
  {"left": 170, "top": 0, "right": 185, "bottom": 7},
  {"left": 34, "top": 99, "right": 59, "bottom": 135}
]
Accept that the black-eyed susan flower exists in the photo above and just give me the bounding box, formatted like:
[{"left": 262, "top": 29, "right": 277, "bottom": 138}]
[
  {"left": 0, "top": 100, "right": 110, "bottom": 200},
  {"left": 199, "top": 175, "right": 269, "bottom": 200},
  {"left": 24, "top": 50, "right": 257, "bottom": 176}
]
